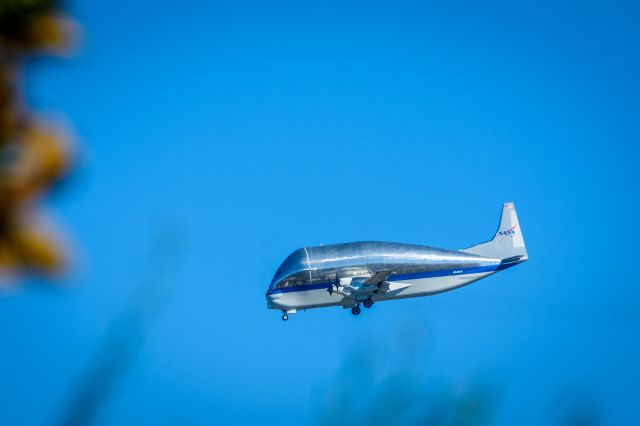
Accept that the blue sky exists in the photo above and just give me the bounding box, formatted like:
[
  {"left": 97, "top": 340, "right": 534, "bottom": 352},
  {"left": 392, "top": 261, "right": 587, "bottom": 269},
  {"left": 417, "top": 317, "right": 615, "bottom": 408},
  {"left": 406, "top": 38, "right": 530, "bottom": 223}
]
[{"left": 1, "top": 0, "right": 639, "bottom": 424}]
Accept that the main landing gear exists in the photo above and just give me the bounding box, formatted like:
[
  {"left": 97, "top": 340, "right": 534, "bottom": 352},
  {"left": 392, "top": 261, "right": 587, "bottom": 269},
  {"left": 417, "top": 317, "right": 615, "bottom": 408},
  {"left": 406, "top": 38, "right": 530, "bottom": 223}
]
[
  {"left": 351, "top": 299, "right": 373, "bottom": 315},
  {"left": 282, "top": 313, "right": 288, "bottom": 321}
]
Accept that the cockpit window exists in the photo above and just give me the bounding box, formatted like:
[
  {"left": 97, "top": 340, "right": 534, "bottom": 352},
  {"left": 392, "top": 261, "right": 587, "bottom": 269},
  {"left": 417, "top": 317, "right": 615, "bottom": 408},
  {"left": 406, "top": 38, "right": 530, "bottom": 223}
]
[
  {"left": 269, "top": 248, "right": 310, "bottom": 289},
  {"left": 276, "top": 271, "right": 310, "bottom": 289}
]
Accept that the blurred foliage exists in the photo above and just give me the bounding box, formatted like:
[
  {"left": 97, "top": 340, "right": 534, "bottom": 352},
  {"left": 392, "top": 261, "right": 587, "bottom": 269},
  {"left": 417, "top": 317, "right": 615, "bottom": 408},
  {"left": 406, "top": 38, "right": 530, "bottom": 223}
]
[
  {"left": 553, "top": 390, "right": 601, "bottom": 426},
  {"left": 0, "top": 0, "right": 77, "bottom": 279},
  {"left": 316, "top": 323, "right": 497, "bottom": 426}
]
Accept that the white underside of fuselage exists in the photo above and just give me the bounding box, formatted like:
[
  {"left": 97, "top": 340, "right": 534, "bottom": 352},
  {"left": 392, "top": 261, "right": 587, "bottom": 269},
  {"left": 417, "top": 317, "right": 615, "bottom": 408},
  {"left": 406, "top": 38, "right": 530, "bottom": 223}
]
[{"left": 267, "top": 271, "right": 495, "bottom": 311}]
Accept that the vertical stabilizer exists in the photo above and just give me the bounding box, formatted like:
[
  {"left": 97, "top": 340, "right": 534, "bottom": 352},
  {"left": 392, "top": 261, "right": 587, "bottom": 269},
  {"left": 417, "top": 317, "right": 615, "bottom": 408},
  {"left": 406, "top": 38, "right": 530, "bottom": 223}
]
[{"left": 462, "top": 202, "right": 528, "bottom": 261}]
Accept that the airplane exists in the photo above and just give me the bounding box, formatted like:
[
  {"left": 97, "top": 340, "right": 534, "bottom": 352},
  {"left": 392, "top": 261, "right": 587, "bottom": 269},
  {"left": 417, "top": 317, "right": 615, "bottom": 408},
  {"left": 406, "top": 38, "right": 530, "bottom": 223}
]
[{"left": 266, "top": 202, "right": 528, "bottom": 321}]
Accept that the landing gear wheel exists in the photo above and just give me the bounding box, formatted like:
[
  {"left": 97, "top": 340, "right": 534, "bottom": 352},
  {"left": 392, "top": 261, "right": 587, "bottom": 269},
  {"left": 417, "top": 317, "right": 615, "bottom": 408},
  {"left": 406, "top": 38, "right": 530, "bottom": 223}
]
[
  {"left": 351, "top": 306, "right": 361, "bottom": 316},
  {"left": 282, "top": 314, "right": 288, "bottom": 321},
  {"left": 363, "top": 299, "right": 374, "bottom": 309}
]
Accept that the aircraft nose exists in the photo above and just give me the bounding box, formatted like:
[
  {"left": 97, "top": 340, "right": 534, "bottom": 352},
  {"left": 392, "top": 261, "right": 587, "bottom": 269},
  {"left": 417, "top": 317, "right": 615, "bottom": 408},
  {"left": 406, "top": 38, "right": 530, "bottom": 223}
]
[{"left": 266, "top": 291, "right": 284, "bottom": 309}]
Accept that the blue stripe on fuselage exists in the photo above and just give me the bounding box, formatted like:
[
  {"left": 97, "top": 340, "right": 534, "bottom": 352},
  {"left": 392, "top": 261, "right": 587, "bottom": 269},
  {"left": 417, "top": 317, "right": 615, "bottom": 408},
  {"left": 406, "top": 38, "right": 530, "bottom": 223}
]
[{"left": 267, "top": 262, "right": 521, "bottom": 295}]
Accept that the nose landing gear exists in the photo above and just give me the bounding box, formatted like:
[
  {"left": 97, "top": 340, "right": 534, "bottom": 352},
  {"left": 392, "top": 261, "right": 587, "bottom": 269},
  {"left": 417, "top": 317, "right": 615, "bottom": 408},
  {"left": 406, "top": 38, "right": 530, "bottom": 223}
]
[
  {"left": 351, "top": 305, "right": 361, "bottom": 316},
  {"left": 363, "top": 299, "right": 374, "bottom": 309},
  {"left": 282, "top": 313, "right": 289, "bottom": 321}
]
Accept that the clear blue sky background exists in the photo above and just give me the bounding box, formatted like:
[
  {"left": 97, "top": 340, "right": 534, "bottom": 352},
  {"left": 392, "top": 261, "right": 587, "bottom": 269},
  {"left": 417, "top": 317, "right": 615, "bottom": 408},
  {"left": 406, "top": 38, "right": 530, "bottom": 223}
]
[{"left": 1, "top": 0, "right": 639, "bottom": 424}]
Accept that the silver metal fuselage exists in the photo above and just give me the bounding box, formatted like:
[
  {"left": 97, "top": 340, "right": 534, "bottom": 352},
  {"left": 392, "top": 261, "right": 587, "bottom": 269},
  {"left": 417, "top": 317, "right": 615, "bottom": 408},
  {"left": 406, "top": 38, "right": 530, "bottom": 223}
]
[{"left": 266, "top": 241, "right": 517, "bottom": 312}]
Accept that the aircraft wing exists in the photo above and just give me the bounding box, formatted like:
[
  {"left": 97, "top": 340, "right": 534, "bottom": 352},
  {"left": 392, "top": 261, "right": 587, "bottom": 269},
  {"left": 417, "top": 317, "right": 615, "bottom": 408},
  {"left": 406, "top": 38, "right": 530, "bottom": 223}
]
[
  {"left": 354, "top": 270, "right": 406, "bottom": 295},
  {"left": 363, "top": 270, "right": 393, "bottom": 286},
  {"left": 331, "top": 270, "right": 411, "bottom": 299},
  {"left": 365, "top": 270, "right": 414, "bottom": 295}
]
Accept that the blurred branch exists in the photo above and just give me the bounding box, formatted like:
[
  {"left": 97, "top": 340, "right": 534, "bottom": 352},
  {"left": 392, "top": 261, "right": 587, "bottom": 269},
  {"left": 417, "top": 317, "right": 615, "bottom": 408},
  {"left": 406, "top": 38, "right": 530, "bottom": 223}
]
[{"left": 57, "top": 224, "right": 188, "bottom": 426}]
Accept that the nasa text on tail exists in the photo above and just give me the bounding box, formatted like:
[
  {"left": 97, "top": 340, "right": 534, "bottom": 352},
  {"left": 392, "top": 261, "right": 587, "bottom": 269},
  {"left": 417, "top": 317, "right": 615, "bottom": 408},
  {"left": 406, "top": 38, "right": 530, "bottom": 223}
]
[{"left": 266, "top": 203, "right": 528, "bottom": 321}]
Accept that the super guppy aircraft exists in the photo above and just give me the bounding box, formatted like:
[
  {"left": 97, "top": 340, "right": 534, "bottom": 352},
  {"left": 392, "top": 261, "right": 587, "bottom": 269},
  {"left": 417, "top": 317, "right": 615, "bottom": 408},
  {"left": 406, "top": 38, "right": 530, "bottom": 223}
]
[{"left": 266, "top": 203, "right": 528, "bottom": 320}]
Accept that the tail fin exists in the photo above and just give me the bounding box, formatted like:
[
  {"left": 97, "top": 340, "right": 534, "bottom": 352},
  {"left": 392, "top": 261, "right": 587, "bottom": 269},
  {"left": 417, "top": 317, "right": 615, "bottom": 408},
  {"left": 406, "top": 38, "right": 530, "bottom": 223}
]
[{"left": 462, "top": 202, "right": 528, "bottom": 261}]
